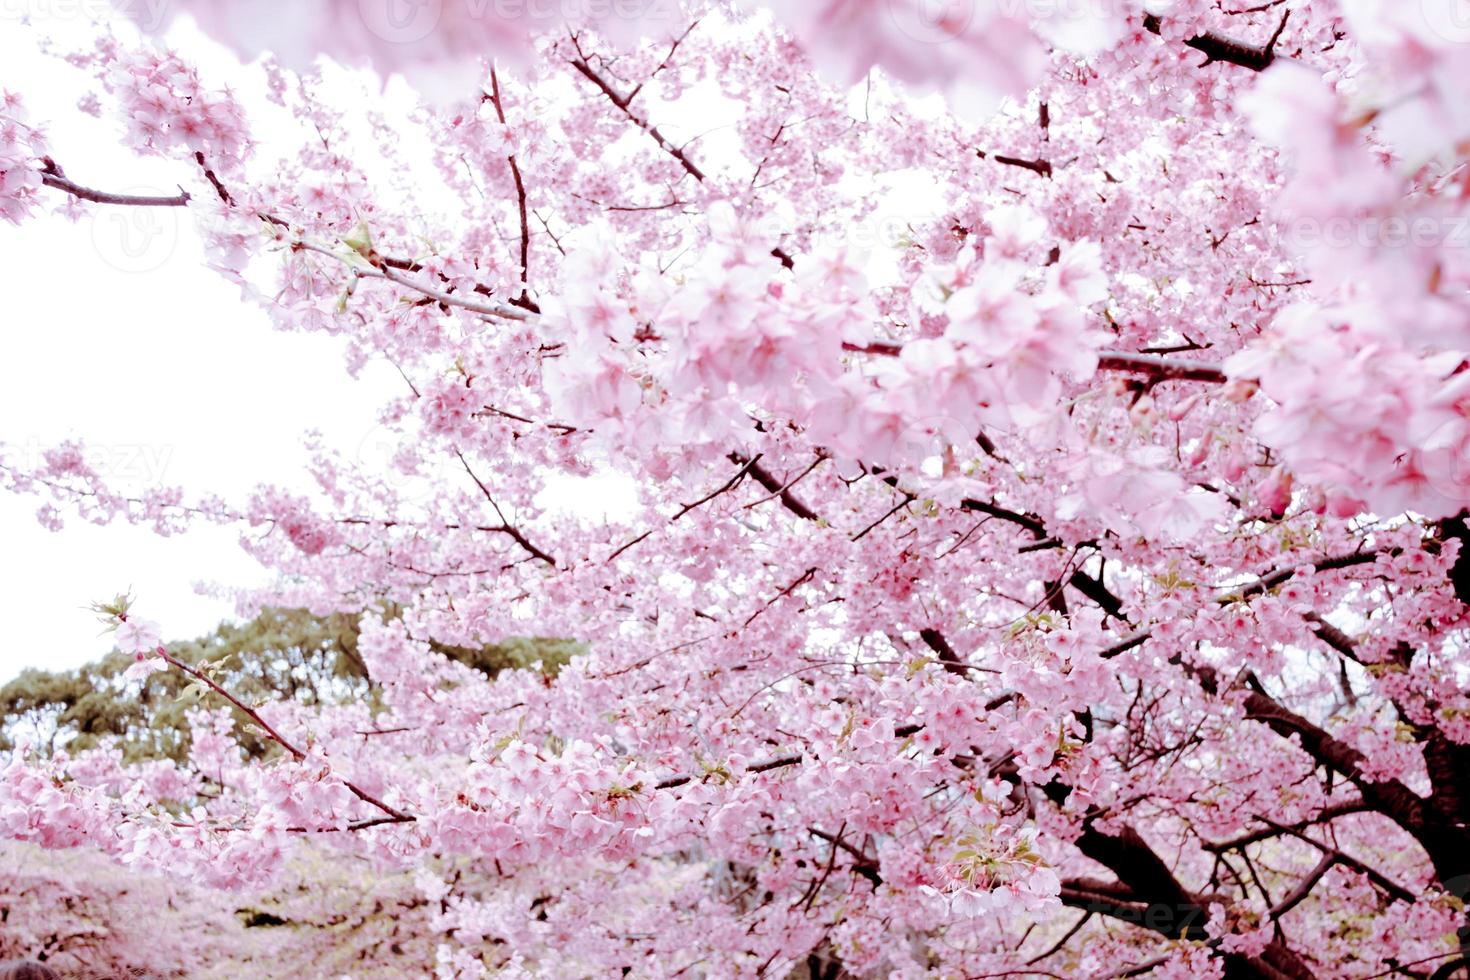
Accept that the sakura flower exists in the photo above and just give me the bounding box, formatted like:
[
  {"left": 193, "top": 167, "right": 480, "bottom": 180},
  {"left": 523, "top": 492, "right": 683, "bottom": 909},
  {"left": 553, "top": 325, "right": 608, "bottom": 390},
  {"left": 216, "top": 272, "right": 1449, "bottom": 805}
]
[
  {"left": 113, "top": 618, "right": 162, "bottom": 654},
  {"left": 122, "top": 653, "right": 169, "bottom": 683}
]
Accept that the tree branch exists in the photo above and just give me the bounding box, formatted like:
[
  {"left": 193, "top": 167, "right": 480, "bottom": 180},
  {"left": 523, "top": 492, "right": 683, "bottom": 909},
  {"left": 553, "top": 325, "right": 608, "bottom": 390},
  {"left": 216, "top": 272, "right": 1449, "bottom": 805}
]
[
  {"left": 1096, "top": 351, "right": 1228, "bottom": 384},
  {"left": 159, "top": 648, "right": 414, "bottom": 826},
  {"left": 569, "top": 45, "right": 708, "bottom": 184},
  {"left": 39, "top": 159, "right": 189, "bottom": 207},
  {"left": 485, "top": 69, "right": 539, "bottom": 314},
  {"left": 1142, "top": 11, "right": 1291, "bottom": 72}
]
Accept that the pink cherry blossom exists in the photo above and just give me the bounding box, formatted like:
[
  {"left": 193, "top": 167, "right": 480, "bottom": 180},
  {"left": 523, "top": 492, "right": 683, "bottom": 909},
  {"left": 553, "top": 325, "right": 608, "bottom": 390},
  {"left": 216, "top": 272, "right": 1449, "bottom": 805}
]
[{"left": 2, "top": 0, "right": 1470, "bottom": 975}]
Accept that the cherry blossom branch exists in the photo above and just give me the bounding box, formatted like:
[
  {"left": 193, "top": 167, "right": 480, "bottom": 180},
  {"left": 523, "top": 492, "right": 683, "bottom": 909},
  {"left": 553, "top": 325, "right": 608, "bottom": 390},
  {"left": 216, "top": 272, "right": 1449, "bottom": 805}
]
[
  {"left": 977, "top": 151, "right": 1053, "bottom": 178},
  {"left": 158, "top": 649, "right": 415, "bottom": 826},
  {"left": 454, "top": 450, "right": 558, "bottom": 567},
  {"left": 807, "top": 826, "right": 881, "bottom": 885},
  {"left": 742, "top": 565, "right": 818, "bottom": 627},
  {"left": 1202, "top": 798, "right": 1370, "bottom": 851},
  {"left": 1025, "top": 912, "right": 1091, "bottom": 967},
  {"left": 294, "top": 241, "right": 531, "bottom": 322},
  {"left": 1143, "top": 10, "right": 1292, "bottom": 72},
  {"left": 374, "top": 259, "right": 533, "bottom": 321},
  {"left": 1197, "top": 666, "right": 1449, "bottom": 857},
  {"left": 673, "top": 453, "right": 762, "bottom": 520},
  {"left": 626, "top": 19, "right": 700, "bottom": 104},
  {"left": 730, "top": 452, "right": 823, "bottom": 523},
  {"left": 654, "top": 694, "right": 1014, "bottom": 790},
  {"left": 569, "top": 39, "right": 708, "bottom": 184},
  {"left": 38, "top": 159, "right": 190, "bottom": 207},
  {"left": 845, "top": 341, "right": 1230, "bottom": 385},
  {"left": 1052, "top": 799, "right": 1317, "bottom": 979},
  {"left": 851, "top": 493, "right": 913, "bottom": 542},
  {"left": 1098, "top": 551, "right": 1391, "bottom": 664},
  {"left": 1256, "top": 818, "right": 1415, "bottom": 906},
  {"left": 1095, "top": 351, "right": 1228, "bottom": 384},
  {"left": 485, "top": 69, "right": 538, "bottom": 314},
  {"left": 1293, "top": 617, "right": 1470, "bottom": 837},
  {"left": 606, "top": 454, "right": 763, "bottom": 561},
  {"left": 743, "top": 454, "right": 828, "bottom": 513},
  {"left": 919, "top": 627, "right": 971, "bottom": 676},
  {"left": 193, "top": 151, "right": 234, "bottom": 206},
  {"left": 1229, "top": 549, "right": 1385, "bottom": 601}
]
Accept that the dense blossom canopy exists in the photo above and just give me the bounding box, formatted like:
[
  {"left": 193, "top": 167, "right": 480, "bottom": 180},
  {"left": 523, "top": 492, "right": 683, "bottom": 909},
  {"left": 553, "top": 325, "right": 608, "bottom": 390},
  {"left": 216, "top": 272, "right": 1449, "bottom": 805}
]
[{"left": 5, "top": 0, "right": 1470, "bottom": 976}]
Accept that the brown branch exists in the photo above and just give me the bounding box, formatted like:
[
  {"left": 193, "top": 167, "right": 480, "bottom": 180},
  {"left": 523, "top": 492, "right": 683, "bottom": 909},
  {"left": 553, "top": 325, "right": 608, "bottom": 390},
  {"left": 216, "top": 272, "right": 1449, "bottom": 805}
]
[
  {"left": 1269, "top": 853, "right": 1336, "bottom": 920},
  {"left": 978, "top": 150, "right": 1053, "bottom": 178},
  {"left": 1142, "top": 10, "right": 1291, "bottom": 72},
  {"left": 626, "top": 18, "right": 700, "bottom": 104},
  {"left": 958, "top": 496, "right": 1050, "bottom": 539},
  {"left": 656, "top": 691, "right": 1018, "bottom": 790},
  {"left": 669, "top": 454, "right": 759, "bottom": 520},
  {"left": 845, "top": 342, "right": 1228, "bottom": 385},
  {"left": 801, "top": 822, "right": 845, "bottom": 911},
  {"left": 194, "top": 151, "right": 234, "bottom": 206},
  {"left": 743, "top": 565, "right": 818, "bottom": 627},
  {"left": 455, "top": 451, "right": 558, "bottom": 567},
  {"left": 919, "top": 627, "right": 970, "bottom": 677},
  {"left": 744, "top": 454, "right": 827, "bottom": 513},
  {"left": 1096, "top": 351, "right": 1228, "bottom": 384},
  {"left": 851, "top": 494, "right": 913, "bottom": 542},
  {"left": 39, "top": 159, "right": 189, "bottom": 207},
  {"left": 1026, "top": 911, "right": 1090, "bottom": 965},
  {"left": 1229, "top": 550, "right": 1385, "bottom": 602},
  {"left": 159, "top": 648, "right": 414, "bottom": 826},
  {"left": 808, "top": 826, "right": 882, "bottom": 886},
  {"left": 1203, "top": 798, "right": 1370, "bottom": 851},
  {"left": 1053, "top": 800, "right": 1316, "bottom": 979},
  {"left": 1195, "top": 665, "right": 1466, "bottom": 877},
  {"left": 731, "top": 453, "right": 822, "bottom": 523},
  {"left": 1258, "top": 818, "right": 1416, "bottom": 906},
  {"left": 485, "top": 69, "right": 539, "bottom": 314},
  {"left": 606, "top": 454, "right": 765, "bottom": 562},
  {"left": 569, "top": 46, "right": 708, "bottom": 183},
  {"left": 655, "top": 751, "right": 802, "bottom": 790}
]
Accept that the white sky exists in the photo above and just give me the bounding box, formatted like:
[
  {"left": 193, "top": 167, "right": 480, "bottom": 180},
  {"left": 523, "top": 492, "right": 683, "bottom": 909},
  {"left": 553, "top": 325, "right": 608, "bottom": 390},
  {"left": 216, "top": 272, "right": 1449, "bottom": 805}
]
[{"left": 0, "top": 11, "right": 407, "bottom": 678}]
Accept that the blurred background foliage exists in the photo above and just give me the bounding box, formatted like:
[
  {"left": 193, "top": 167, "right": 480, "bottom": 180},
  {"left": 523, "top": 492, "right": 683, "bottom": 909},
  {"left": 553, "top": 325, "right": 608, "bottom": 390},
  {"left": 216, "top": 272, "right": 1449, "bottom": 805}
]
[{"left": 0, "top": 607, "right": 581, "bottom": 763}]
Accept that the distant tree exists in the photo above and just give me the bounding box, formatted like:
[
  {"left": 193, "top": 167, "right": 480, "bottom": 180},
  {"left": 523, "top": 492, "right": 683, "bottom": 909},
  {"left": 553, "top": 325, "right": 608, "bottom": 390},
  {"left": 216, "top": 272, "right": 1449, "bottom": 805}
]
[{"left": 0, "top": 608, "right": 579, "bottom": 764}]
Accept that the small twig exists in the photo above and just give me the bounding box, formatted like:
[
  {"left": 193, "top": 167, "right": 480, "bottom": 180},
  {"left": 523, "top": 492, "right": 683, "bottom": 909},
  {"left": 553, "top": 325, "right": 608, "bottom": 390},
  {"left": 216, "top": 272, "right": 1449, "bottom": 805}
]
[
  {"left": 1142, "top": 11, "right": 1289, "bottom": 71},
  {"left": 569, "top": 39, "right": 708, "bottom": 183},
  {"left": 159, "top": 649, "right": 414, "bottom": 825},
  {"left": 485, "top": 69, "right": 538, "bottom": 313},
  {"left": 39, "top": 159, "right": 189, "bottom": 207},
  {"left": 455, "top": 450, "right": 558, "bottom": 567},
  {"left": 743, "top": 454, "right": 827, "bottom": 512}
]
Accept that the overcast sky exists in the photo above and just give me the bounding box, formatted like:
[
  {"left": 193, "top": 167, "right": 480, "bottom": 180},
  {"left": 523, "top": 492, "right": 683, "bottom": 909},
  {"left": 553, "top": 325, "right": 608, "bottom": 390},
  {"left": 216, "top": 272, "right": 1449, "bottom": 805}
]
[{"left": 0, "top": 12, "right": 408, "bottom": 678}]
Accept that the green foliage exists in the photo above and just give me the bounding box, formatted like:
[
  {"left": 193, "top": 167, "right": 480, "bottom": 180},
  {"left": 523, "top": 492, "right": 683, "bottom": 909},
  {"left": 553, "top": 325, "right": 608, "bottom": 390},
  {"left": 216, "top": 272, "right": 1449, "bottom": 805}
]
[
  {"left": 439, "top": 635, "right": 582, "bottom": 679},
  {"left": 0, "top": 607, "right": 581, "bottom": 764}
]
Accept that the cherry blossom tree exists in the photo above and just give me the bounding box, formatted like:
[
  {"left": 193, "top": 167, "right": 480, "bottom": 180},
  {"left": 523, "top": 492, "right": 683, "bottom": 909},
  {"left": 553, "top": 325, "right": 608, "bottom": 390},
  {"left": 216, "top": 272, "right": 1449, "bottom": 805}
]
[{"left": 5, "top": 0, "right": 1470, "bottom": 976}]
